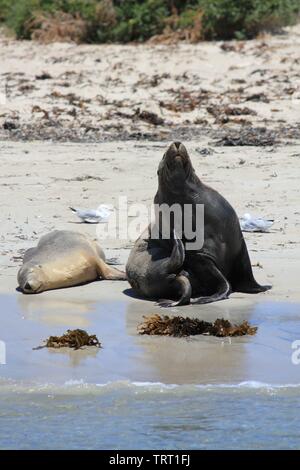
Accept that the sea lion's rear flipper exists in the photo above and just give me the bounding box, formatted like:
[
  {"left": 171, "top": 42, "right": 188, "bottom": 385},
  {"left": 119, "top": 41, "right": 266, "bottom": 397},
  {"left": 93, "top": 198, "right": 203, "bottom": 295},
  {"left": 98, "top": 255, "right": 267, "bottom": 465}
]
[
  {"left": 96, "top": 258, "right": 127, "bottom": 280},
  {"left": 231, "top": 239, "right": 272, "bottom": 293},
  {"left": 190, "top": 256, "right": 231, "bottom": 305},
  {"left": 157, "top": 272, "right": 192, "bottom": 308}
]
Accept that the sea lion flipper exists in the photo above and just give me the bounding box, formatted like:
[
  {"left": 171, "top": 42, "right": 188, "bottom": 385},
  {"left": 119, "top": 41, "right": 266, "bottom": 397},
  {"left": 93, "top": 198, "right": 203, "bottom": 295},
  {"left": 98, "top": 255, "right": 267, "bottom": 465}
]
[
  {"left": 189, "top": 255, "right": 231, "bottom": 305},
  {"left": 169, "top": 230, "right": 185, "bottom": 272},
  {"left": 96, "top": 258, "right": 127, "bottom": 281},
  {"left": 190, "top": 290, "right": 230, "bottom": 305},
  {"left": 231, "top": 239, "right": 272, "bottom": 293},
  {"left": 234, "top": 282, "right": 272, "bottom": 294},
  {"left": 156, "top": 272, "right": 192, "bottom": 308}
]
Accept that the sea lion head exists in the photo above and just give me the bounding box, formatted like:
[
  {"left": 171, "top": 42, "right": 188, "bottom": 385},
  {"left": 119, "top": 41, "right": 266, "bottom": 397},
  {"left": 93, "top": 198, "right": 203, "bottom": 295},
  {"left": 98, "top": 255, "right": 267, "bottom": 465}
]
[
  {"left": 157, "top": 142, "right": 193, "bottom": 187},
  {"left": 18, "top": 264, "right": 47, "bottom": 294}
]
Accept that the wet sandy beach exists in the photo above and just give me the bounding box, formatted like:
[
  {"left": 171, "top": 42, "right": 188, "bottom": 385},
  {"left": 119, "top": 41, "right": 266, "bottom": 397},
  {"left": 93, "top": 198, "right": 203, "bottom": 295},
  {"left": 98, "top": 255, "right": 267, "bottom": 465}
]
[{"left": 1, "top": 291, "right": 300, "bottom": 386}]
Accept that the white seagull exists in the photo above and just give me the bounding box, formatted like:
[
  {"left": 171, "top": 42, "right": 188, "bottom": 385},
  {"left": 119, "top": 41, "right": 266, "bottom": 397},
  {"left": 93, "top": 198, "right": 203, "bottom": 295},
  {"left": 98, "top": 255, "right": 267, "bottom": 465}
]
[
  {"left": 69, "top": 204, "right": 113, "bottom": 224},
  {"left": 239, "top": 213, "right": 274, "bottom": 232}
]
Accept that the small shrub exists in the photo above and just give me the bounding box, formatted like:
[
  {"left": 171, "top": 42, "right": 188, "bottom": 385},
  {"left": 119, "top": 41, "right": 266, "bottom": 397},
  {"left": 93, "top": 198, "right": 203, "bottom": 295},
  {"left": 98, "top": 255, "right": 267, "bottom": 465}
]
[
  {"left": 198, "top": 0, "right": 300, "bottom": 39},
  {"left": 27, "top": 11, "right": 88, "bottom": 43},
  {"left": 3, "top": 0, "right": 40, "bottom": 38},
  {"left": 111, "top": 0, "right": 169, "bottom": 42},
  {"left": 166, "top": 7, "right": 204, "bottom": 43},
  {"left": 0, "top": 0, "right": 11, "bottom": 21}
]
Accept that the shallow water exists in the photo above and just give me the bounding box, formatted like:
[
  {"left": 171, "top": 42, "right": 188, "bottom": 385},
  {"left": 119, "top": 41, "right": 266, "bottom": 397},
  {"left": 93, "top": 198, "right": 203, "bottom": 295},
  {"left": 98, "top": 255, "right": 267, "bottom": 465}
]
[
  {"left": 0, "top": 294, "right": 300, "bottom": 449},
  {"left": 1, "top": 381, "right": 300, "bottom": 450}
]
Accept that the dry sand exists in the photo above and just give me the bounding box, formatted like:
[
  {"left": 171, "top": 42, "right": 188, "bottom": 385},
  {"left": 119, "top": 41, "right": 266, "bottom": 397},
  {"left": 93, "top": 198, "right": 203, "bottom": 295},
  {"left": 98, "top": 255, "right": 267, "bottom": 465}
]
[
  {"left": 0, "top": 27, "right": 300, "bottom": 386},
  {"left": 0, "top": 25, "right": 300, "bottom": 141}
]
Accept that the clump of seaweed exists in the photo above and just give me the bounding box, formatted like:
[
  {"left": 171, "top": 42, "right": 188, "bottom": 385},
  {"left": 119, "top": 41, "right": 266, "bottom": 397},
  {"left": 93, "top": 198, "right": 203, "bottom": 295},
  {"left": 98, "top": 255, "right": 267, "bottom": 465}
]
[
  {"left": 138, "top": 315, "right": 257, "bottom": 338},
  {"left": 134, "top": 108, "right": 164, "bottom": 126},
  {"left": 214, "top": 127, "right": 279, "bottom": 146},
  {"left": 34, "top": 329, "right": 101, "bottom": 350}
]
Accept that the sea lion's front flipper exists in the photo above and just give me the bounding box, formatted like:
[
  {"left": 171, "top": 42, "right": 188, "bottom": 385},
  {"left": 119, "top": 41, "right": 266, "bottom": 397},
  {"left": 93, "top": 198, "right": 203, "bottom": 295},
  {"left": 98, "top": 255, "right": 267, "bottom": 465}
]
[
  {"left": 96, "top": 258, "right": 127, "bottom": 280},
  {"left": 189, "top": 255, "right": 231, "bottom": 305},
  {"left": 156, "top": 272, "right": 192, "bottom": 308},
  {"left": 231, "top": 239, "right": 272, "bottom": 293}
]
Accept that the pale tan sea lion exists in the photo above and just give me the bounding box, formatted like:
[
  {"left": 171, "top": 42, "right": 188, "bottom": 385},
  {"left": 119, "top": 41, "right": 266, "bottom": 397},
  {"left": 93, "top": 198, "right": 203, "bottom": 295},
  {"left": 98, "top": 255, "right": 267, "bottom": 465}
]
[{"left": 18, "top": 230, "right": 126, "bottom": 294}]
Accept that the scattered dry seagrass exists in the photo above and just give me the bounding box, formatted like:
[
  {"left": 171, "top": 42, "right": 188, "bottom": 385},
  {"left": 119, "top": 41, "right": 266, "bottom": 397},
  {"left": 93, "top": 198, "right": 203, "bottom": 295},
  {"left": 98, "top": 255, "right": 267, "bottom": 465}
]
[
  {"left": 138, "top": 315, "right": 257, "bottom": 338},
  {"left": 34, "top": 329, "right": 101, "bottom": 350}
]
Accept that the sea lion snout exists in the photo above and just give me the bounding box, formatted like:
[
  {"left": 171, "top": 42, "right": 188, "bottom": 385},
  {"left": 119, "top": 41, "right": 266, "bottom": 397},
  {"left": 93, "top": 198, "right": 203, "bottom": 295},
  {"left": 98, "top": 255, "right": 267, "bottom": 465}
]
[
  {"left": 166, "top": 141, "right": 188, "bottom": 159},
  {"left": 23, "top": 281, "right": 34, "bottom": 293},
  {"left": 159, "top": 142, "right": 191, "bottom": 181},
  {"left": 164, "top": 142, "right": 190, "bottom": 167},
  {"left": 22, "top": 275, "right": 43, "bottom": 293}
]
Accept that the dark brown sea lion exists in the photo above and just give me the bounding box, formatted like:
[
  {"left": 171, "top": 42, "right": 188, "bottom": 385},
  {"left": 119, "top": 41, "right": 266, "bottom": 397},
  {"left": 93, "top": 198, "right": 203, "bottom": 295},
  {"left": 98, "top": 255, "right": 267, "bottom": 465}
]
[
  {"left": 126, "top": 142, "right": 271, "bottom": 306},
  {"left": 18, "top": 230, "right": 126, "bottom": 294}
]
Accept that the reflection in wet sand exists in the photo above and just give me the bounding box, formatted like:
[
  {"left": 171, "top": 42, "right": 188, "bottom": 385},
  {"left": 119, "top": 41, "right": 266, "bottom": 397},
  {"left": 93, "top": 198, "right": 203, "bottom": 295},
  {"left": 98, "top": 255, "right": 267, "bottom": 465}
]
[
  {"left": 125, "top": 301, "right": 250, "bottom": 384},
  {"left": 125, "top": 300, "right": 300, "bottom": 384},
  {"left": 46, "top": 346, "right": 99, "bottom": 367},
  {"left": 1, "top": 293, "right": 300, "bottom": 385},
  {"left": 18, "top": 294, "right": 95, "bottom": 327}
]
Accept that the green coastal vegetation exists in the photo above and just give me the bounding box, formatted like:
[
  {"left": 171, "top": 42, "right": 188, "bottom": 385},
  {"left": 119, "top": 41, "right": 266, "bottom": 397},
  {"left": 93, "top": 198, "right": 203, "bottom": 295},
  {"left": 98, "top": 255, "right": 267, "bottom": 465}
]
[{"left": 0, "top": 0, "right": 299, "bottom": 43}]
